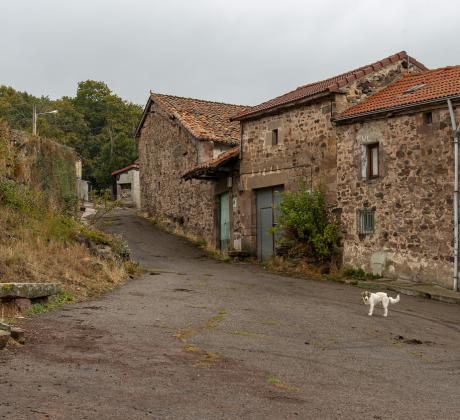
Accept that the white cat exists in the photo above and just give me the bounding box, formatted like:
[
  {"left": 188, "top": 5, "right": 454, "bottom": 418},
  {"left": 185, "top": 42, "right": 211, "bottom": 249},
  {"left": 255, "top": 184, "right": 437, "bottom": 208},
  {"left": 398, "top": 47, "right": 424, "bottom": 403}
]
[{"left": 361, "top": 291, "right": 400, "bottom": 317}]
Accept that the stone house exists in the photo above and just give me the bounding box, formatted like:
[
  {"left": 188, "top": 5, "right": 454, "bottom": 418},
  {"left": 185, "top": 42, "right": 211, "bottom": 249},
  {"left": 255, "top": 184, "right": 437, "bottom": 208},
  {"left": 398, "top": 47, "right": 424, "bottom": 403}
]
[
  {"left": 112, "top": 161, "right": 140, "bottom": 208},
  {"left": 230, "top": 51, "right": 427, "bottom": 259},
  {"left": 334, "top": 66, "right": 460, "bottom": 289},
  {"left": 182, "top": 146, "right": 241, "bottom": 251},
  {"left": 135, "top": 93, "right": 248, "bottom": 246}
]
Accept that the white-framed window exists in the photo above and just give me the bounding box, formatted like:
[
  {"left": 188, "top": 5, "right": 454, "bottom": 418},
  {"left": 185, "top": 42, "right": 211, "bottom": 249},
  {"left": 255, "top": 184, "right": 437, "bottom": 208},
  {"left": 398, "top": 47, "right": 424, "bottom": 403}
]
[{"left": 357, "top": 209, "right": 375, "bottom": 234}]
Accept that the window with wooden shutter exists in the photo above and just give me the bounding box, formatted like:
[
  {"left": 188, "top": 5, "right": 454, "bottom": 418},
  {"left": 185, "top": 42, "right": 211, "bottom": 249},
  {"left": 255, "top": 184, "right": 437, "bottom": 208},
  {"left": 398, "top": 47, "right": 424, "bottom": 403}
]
[{"left": 366, "top": 143, "right": 379, "bottom": 179}]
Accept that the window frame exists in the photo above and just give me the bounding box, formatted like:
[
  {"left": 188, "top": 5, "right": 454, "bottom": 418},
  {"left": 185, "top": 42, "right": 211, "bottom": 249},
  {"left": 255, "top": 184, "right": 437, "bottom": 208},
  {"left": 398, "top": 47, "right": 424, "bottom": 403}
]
[
  {"left": 357, "top": 209, "right": 375, "bottom": 235},
  {"left": 271, "top": 128, "right": 279, "bottom": 146},
  {"left": 423, "top": 111, "right": 433, "bottom": 125},
  {"left": 366, "top": 142, "right": 379, "bottom": 179}
]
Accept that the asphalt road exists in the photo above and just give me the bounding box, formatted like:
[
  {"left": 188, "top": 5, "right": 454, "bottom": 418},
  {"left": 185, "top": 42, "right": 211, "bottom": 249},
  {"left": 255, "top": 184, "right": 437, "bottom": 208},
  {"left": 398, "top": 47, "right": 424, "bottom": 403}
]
[{"left": 2, "top": 208, "right": 460, "bottom": 419}]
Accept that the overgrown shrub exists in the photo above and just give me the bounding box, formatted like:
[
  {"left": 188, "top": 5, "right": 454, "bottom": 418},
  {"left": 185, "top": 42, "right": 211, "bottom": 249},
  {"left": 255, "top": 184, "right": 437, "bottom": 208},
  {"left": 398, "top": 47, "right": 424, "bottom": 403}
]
[
  {"left": 0, "top": 178, "right": 37, "bottom": 214},
  {"left": 273, "top": 185, "right": 338, "bottom": 260},
  {"left": 342, "top": 266, "right": 382, "bottom": 280}
]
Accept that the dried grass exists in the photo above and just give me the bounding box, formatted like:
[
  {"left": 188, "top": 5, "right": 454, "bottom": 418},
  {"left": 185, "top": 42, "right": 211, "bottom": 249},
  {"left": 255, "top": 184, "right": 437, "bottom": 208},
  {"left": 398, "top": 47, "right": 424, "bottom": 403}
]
[{"left": 0, "top": 207, "right": 128, "bottom": 301}]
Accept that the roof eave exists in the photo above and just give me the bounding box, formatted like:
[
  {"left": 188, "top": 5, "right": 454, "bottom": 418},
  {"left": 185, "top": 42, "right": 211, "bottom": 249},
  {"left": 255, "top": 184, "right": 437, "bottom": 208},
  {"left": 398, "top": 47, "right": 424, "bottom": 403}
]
[
  {"left": 134, "top": 96, "right": 153, "bottom": 138},
  {"left": 182, "top": 152, "right": 239, "bottom": 180},
  {"left": 334, "top": 94, "right": 460, "bottom": 124},
  {"left": 231, "top": 91, "right": 335, "bottom": 121}
]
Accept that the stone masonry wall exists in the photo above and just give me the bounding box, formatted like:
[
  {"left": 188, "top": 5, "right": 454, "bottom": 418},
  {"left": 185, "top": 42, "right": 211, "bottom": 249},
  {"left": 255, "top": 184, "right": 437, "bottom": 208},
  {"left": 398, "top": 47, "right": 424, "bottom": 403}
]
[
  {"left": 236, "top": 58, "right": 423, "bottom": 255},
  {"left": 336, "top": 106, "right": 460, "bottom": 288},
  {"left": 138, "top": 102, "right": 218, "bottom": 245},
  {"left": 238, "top": 99, "right": 337, "bottom": 251},
  {"left": 335, "top": 60, "right": 424, "bottom": 113}
]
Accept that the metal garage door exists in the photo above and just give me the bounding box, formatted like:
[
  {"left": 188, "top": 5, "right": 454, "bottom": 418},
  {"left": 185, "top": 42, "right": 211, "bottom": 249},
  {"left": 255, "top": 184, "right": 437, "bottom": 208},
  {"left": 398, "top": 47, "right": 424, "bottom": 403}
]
[
  {"left": 256, "top": 186, "right": 284, "bottom": 260},
  {"left": 219, "top": 192, "right": 230, "bottom": 251}
]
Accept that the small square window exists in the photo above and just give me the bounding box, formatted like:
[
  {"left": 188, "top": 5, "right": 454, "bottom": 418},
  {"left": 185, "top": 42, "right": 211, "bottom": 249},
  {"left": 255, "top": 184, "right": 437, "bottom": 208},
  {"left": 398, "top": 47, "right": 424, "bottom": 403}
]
[
  {"left": 357, "top": 209, "right": 375, "bottom": 234},
  {"left": 271, "top": 129, "right": 279, "bottom": 146},
  {"left": 366, "top": 143, "right": 379, "bottom": 179},
  {"left": 423, "top": 111, "right": 433, "bottom": 125}
]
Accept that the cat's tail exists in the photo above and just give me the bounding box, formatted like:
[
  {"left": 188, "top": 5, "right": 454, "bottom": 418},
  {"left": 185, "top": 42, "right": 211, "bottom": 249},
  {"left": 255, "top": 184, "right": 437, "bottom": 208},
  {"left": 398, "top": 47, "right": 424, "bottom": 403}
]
[{"left": 389, "top": 294, "right": 400, "bottom": 304}]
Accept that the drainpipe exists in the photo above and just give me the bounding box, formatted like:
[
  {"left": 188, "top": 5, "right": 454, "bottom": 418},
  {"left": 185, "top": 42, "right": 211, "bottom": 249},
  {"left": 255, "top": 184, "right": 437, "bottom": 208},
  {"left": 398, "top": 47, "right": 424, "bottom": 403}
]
[{"left": 448, "top": 99, "right": 460, "bottom": 292}]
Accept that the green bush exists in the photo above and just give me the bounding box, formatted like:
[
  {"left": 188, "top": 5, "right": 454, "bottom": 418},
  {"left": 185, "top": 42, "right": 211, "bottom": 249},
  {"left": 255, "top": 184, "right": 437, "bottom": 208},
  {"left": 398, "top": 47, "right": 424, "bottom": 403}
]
[
  {"left": 0, "top": 178, "right": 36, "bottom": 214},
  {"left": 273, "top": 185, "right": 338, "bottom": 260},
  {"left": 47, "top": 214, "right": 79, "bottom": 243},
  {"left": 343, "top": 266, "right": 382, "bottom": 280}
]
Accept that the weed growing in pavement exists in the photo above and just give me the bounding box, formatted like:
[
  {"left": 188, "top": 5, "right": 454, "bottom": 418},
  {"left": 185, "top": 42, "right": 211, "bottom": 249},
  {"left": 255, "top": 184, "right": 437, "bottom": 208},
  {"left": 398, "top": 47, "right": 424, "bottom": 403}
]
[
  {"left": 206, "top": 308, "right": 227, "bottom": 329},
  {"left": 199, "top": 351, "right": 220, "bottom": 367},
  {"left": 28, "top": 292, "right": 75, "bottom": 316},
  {"left": 175, "top": 309, "right": 228, "bottom": 343},
  {"left": 182, "top": 344, "right": 201, "bottom": 353},
  {"left": 174, "top": 328, "right": 198, "bottom": 342},
  {"left": 267, "top": 375, "right": 299, "bottom": 392}
]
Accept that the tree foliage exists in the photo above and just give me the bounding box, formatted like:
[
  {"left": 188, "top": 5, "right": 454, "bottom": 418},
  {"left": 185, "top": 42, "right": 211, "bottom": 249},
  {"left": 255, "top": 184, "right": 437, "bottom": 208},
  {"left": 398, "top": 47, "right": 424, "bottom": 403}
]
[
  {"left": 273, "top": 185, "right": 338, "bottom": 259},
  {"left": 0, "top": 81, "right": 142, "bottom": 189}
]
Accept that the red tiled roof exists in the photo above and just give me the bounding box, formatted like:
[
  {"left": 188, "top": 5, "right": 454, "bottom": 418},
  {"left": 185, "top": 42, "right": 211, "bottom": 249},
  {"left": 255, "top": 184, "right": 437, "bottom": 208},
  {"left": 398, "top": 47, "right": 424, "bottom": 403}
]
[
  {"left": 111, "top": 162, "right": 139, "bottom": 176},
  {"left": 231, "top": 51, "right": 427, "bottom": 121},
  {"left": 183, "top": 147, "right": 240, "bottom": 180},
  {"left": 136, "top": 93, "right": 250, "bottom": 145},
  {"left": 337, "top": 66, "right": 460, "bottom": 120}
]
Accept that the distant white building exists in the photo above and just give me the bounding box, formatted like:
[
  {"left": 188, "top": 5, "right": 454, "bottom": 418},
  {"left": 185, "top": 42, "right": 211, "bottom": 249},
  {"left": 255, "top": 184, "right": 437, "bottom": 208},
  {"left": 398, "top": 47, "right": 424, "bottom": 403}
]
[
  {"left": 111, "top": 161, "right": 140, "bottom": 209},
  {"left": 76, "top": 158, "right": 90, "bottom": 202}
]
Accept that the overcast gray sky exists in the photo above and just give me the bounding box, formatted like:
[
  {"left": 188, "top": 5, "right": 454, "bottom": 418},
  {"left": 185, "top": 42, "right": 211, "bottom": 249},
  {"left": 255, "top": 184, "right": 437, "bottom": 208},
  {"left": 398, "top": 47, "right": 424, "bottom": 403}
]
[{"left": 1, "top": 0, "right": 459, "bottom": 106}]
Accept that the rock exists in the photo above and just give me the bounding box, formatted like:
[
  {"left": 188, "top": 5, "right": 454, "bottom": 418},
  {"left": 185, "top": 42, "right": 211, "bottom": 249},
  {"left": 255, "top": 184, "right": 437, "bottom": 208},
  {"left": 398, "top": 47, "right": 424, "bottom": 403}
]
[
  {"left": 0, "top": 283, "right": 60, "bottom": 299},
  {"left": 10, "top": 327, "right": 25, "bottom": 344},
  {"left": 14, "top": 298, "right": 32, "bottom": 313},
  {"left": 93, "top": 245, "right": 114, "bottom": 260},
  {"left": 0, "top": 322, "right": 11, "bottom": 333},
  {"left": 90, "top": 261, "right": 104, "bottom": 272},
  {"left": 0, "top": 330, "right": 10, "bottom": 349}
]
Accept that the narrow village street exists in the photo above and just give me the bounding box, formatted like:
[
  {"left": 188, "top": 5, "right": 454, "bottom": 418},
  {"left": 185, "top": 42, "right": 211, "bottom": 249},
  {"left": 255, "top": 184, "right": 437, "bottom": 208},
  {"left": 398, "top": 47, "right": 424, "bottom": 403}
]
[{"left": 2, "top": 208, "right": 460, "bottom": 420}]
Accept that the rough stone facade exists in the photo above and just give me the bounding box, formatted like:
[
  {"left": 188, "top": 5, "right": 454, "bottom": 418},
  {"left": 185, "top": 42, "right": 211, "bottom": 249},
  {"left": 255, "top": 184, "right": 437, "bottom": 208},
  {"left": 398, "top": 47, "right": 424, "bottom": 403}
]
[
  {"left": 236, "top": 59, "right": 422, "bottom": 255},
  {"left": 238, "top": 99, "right": 337, "bottom": 252},
  {"left": 138, "top": 101, "right": 222, "bottom": 245},
  {"left": 336, "top": 106, "right": 460, "bottom": 288}
]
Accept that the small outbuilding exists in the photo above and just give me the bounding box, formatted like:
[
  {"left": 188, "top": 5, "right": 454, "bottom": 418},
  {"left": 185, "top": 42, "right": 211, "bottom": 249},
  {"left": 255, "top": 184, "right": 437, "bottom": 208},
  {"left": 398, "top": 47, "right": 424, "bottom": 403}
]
[{"left": 112, "top": 161, "right": 140, "bottom": 208}]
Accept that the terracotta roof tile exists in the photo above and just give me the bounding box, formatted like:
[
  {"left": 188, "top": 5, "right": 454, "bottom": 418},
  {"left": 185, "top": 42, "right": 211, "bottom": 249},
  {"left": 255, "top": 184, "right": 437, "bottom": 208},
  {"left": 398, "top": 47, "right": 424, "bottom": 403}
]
[
  {"left": 183, "top": 147, "right": 240, "bottom": 179},
  {"left": 111, "top": 162, "right": 139, "bottom": 176},
  {"left": 150, "top": 93, "right": 249, "bottom": 145},
  {"left": 337, "top": 65, "right": 460, "bottom": 120},
  {"left": 231, "top": 51, "right": 427, "bottom": 120}
]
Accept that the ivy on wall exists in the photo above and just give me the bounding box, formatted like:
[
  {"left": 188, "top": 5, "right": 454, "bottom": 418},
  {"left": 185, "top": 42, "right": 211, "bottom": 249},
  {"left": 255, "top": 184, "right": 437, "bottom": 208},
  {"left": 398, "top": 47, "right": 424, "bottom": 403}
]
[{"left": 0, "top": 122, "right": 78, "bottom": 213}]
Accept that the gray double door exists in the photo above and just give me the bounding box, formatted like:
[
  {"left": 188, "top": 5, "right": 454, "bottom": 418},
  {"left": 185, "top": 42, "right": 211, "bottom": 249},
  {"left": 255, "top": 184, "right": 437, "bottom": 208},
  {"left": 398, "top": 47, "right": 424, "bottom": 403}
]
[
  {"left": 256, "top": 186, "right": 284, "bottom": 260},
  {"left": 219, "top": 192, "right": 230, "bottom": 251}
]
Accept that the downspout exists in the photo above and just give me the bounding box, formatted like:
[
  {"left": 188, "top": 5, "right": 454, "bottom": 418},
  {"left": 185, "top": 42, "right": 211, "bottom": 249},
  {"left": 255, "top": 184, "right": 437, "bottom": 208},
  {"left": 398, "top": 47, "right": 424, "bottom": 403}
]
[{"left": 448, "top": 99, "right": 460, "bottom": 291}]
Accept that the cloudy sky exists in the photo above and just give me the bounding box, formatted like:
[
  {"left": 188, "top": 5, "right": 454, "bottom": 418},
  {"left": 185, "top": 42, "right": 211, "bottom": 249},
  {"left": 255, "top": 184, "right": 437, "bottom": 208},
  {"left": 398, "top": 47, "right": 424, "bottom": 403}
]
[{"left": 1, "top": 0, "right": 459, "bottom": 106}]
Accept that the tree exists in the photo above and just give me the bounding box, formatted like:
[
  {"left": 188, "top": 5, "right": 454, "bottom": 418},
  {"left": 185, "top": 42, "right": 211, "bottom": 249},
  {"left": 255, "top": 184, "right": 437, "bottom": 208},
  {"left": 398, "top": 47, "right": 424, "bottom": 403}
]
[{"left": 0, "top": 81, "right": 143, "bottom": 190}]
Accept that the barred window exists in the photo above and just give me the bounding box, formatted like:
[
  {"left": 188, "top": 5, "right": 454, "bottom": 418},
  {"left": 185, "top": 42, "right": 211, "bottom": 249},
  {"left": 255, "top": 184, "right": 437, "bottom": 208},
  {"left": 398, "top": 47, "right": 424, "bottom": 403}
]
[{"left": 357, "top": 209, "right": 375, "bottom": 234}]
